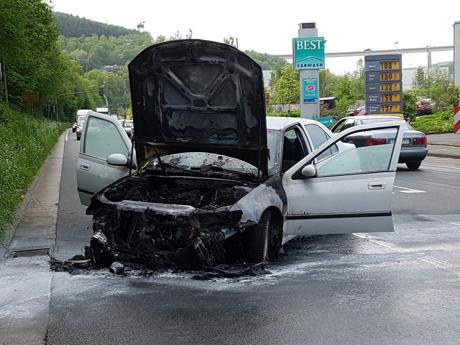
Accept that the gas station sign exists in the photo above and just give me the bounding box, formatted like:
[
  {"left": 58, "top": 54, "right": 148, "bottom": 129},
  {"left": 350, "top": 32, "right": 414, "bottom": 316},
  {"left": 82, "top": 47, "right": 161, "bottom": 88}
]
[
  {"left": 293, "top": 37, "right": 325, "bottom": 70},
  {"left": 365, "top": 54, "right": 403, "bottom": 114}
]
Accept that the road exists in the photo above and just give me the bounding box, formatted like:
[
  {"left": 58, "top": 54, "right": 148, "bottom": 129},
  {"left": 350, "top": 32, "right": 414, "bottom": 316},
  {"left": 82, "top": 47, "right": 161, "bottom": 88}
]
[{"left": 1, "top": 131, "right": 460, "bottom": 345}]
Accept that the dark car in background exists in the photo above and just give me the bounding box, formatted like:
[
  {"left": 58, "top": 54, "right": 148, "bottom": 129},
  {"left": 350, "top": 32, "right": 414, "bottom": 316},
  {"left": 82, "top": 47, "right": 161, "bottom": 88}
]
[
  {"left": 416, "top": 98, "right": 433, "bottom": 115},
  {"left": 332, "top": 115, "right": 428, "bottom": 170}
]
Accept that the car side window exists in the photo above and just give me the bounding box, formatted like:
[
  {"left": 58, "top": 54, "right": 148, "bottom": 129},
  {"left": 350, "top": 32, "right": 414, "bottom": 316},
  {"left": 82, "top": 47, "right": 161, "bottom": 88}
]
[
  {"left": 305, "top": 124, "right": 338, "bottom": 162},
  {"left": 84, "top": 117, "right": 128, "bottom": 160},
  {"left": 331, "top": 119, "right": 346, "bottom": 133},
  {"left": 315, "top": 128, "right": 398, "bottom": 177},
  {"left": 340, "top": 118, "right": 356, "bottom": 131},
  {"left": 282, "top": 127, "right": 308, "bottom": 172}
]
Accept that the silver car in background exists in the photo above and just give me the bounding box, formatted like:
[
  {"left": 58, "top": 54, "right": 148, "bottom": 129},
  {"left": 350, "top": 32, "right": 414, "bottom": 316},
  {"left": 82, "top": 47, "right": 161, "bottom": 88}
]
[{"left": 332, "top": 116, "right": 428, "bottom": 170}]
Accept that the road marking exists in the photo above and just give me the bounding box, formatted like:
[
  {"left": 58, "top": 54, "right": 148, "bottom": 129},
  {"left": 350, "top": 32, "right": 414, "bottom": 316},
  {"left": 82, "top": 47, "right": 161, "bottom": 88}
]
[
  {"left": 353, "top": 233, "right": 460, "bottom": 276},
  {"left": 394, "top": 185, "right": 426, "bottom": 194},
  {"left": 65, "top": 128, "right": 69, "bottom": 142}
]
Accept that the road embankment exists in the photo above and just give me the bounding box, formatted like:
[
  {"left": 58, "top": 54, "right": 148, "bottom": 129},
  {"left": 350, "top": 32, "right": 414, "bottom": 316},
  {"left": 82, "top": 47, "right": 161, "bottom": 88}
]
[{"left": 0, "top": 104, "right": 67, "bottom": 238}]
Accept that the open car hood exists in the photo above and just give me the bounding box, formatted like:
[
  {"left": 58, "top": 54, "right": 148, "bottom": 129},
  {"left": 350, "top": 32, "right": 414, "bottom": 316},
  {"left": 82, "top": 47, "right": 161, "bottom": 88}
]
[{"left": 128, "top": 39, "right": 268, "bottom": 177}]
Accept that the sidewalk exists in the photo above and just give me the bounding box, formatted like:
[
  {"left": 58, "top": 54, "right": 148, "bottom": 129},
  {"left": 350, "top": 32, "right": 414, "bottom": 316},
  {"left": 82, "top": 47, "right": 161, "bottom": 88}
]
[
  {"left": 1, "top": 132, "right": 65, "bottom": 260},
  {"left": 427, "top": 133, "right": 460, "bottom": 159}
]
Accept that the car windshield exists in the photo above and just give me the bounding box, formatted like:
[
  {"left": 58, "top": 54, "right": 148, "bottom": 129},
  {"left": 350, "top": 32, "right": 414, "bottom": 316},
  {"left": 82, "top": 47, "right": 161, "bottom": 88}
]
[
  {"left": 154, "top": 152, "right": 259, "bottom": 177},
  {"left": 361, "top": 117, "right": 412, "bottom": 130}
]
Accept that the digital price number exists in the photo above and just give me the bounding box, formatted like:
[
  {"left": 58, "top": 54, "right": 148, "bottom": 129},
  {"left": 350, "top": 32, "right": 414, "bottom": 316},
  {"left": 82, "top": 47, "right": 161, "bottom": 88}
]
[
  {"left": 380, "top": 104, "right": 401, "bottom": 113},
  {"left": 380, "top": 83, "right": 401, "bottom": 92},
  {"left": 380, "top": 93, "right": 401, "bottom": 103},
  {"left": 380, "top": 61, "right": 400, "bottom": 70},
  {"left": 380, "top": 72, "right": 401, "bottom": 81}
]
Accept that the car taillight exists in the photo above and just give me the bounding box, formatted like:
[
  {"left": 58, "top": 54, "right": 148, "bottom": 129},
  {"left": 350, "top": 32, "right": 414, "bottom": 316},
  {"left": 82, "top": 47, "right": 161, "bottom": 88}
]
[
  {"left": 364, "top": 138, "right": 387, "bottom": 146},
  {"left": 413, "top": 137, "right": 427, "bottom": 145}
]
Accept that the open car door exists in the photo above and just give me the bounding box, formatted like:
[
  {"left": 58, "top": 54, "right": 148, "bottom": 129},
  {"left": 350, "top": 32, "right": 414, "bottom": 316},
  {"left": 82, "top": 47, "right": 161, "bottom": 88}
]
[
  {"left": 282, "top": 122, "right": 403, "bottom": 239},
  {"left": 76, "top": 112, "right": 133, "bottom": 205}
]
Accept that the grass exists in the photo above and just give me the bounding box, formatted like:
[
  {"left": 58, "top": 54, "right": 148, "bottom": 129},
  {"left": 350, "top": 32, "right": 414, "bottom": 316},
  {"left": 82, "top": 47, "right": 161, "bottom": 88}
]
[
  {"left": 0, "top": 103, "right": 67, "bottom": 237},
  {"left": 410, "top": 110, "right": 454, "bottom": 134}
]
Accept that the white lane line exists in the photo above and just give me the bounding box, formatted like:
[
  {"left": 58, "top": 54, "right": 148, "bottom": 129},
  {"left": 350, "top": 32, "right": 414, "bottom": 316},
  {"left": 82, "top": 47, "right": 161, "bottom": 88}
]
[
  {"left": 65, "top": 128, "right": 69, "bottom": 142},
  {"left": 394, "top": 185, "right": 426, "bottom": 194},
  {"left": 353, "top": 233, "right": 460, "bottom": 276}
]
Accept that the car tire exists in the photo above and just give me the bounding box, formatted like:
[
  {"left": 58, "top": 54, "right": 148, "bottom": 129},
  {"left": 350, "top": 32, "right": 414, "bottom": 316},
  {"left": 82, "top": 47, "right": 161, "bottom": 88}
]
[
  {"left": 406, "top": 161, "right": 421, "bottom": 170},
  {"left": 243, "top": 211, "right": 271, "bottom": 263}
]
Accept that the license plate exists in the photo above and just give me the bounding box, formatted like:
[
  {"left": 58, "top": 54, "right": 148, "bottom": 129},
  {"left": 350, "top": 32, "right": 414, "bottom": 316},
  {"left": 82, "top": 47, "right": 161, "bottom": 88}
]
[{"left": 403, "top": 138, "right": 411, "bottom": 145}]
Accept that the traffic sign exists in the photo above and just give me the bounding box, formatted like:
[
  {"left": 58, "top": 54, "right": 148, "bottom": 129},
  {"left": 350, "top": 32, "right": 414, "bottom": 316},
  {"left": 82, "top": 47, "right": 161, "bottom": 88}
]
[
  {"left": 319, "top": 116, "right": 333, "bottom": 127},
  {"left": 365, "top": 54, "right": 403, "bottom": 115},
  {"left": 293, "top": 37, "right": 325, "bottom": 70},
  {"left": 454, "top": 106, "right": 460, "bottom": 133}
]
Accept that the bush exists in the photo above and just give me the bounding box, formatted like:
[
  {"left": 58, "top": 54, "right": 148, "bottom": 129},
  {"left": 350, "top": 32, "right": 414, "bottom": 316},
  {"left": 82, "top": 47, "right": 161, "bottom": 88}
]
[
  {"left": 267, "top": 110, "right": 300, "bottom": 117},
  {"left": 0, "top": 103, "right": 67, "bottom": 236},
  {"left": 410, "top": 110, "right": 454, "bottom": 134},
  {"left": 403, "top": 91, "right": 417, "bottom": 121}
]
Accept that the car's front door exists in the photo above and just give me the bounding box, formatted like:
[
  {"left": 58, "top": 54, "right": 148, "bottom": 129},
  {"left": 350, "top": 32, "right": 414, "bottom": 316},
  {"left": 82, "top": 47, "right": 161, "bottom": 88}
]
[
  {"left": 282, "top": 123, "right": 403, "bottom": 239},
  {"left": 76, "top": 112, "right": 132, "bottom": 205}
]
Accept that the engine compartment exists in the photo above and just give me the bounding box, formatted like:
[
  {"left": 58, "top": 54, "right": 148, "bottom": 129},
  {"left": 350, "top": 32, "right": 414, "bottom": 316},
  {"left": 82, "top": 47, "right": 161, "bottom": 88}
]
[
  {"left": 103, "top": 175, "right": 253, "bottom": 210},
  {"left": 86, "top": 174, "right": 255, "bottom": 270}
]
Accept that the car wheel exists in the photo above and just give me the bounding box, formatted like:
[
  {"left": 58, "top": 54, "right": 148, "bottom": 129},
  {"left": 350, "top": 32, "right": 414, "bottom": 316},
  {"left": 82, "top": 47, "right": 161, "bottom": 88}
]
[
  {"left": 243, "top": 211, "right": 271, "bottom": 263},
  {"left": 406, "top": 161, "right": 421, "bottom": 170}
]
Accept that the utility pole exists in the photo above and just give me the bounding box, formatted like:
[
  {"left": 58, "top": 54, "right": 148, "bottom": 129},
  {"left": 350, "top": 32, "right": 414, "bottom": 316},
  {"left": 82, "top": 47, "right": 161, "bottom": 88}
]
[{"left": 454, "top": 21, "right": 460, "bottom": 87}]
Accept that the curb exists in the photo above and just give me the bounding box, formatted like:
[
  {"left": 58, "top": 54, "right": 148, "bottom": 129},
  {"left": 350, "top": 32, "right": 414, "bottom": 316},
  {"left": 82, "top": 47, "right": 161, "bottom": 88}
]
[
  {"left": 0, "top": 131, "right": 66, "bottom": 262},
  {"left": 428, "top": 143, "right": 460, "bottom": 148},
  {"left": 427, "top": 152, "right": 460, "bottom": 159}
]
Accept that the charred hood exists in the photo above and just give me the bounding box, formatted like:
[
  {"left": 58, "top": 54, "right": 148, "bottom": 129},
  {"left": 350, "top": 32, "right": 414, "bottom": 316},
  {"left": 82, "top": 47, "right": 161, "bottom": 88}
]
[{"left": 128, "top": 39, "right": 268, "bottom": 177}]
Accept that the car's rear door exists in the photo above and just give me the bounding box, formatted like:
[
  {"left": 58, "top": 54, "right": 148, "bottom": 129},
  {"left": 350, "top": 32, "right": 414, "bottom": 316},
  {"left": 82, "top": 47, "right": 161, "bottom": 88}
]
[
  {"left": 76, "top": 112, "right": 132, "bottom": 205},
  {"left": 282, "top": 123, "right": 403, "bottom": 238}
]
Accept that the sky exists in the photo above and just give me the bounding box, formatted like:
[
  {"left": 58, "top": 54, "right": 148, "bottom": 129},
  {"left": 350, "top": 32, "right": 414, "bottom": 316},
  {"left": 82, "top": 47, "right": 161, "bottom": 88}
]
[{"left": 50, "top": 0, "right": 459, "bottom": 74}]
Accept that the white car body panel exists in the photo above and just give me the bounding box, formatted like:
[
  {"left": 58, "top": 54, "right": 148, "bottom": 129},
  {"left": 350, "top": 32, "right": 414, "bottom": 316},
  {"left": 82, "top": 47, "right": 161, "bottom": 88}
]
[
  {"left": 282, "top": 123, "right": 403, "bottom": 240},
  {"left": 77, "top": 112, "right": 132, "bottom": 205}
]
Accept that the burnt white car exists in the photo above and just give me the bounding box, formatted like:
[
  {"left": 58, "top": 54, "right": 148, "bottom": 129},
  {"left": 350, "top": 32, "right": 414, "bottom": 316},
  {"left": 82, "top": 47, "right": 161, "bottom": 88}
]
[{"left": 77, "top": 40, "right": 403, "bottom": 267}]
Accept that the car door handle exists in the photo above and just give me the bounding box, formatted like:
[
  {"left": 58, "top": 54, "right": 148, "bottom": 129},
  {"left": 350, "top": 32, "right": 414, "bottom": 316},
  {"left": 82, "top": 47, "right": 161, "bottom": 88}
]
[
  {"left": 80, "top": 164, "right": 90, "bottom": 171},
  {"left": 368, "top": 182, "right": 386, "bottom": 190}
]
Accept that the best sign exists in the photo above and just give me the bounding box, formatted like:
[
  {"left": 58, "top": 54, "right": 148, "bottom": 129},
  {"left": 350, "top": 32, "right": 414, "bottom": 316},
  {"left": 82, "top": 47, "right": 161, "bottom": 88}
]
[{"left": 293, "top": 37, "right": 325, "bottom": 70}]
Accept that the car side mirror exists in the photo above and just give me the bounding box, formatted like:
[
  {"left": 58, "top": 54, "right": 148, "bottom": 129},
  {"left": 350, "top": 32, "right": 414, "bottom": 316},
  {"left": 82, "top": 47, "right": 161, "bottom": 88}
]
[
  {"left": 107, "top": 153, "right": 128, "bottom": 166},
  {"left": 301, "top": 164, "right": 316, "bottom": 178}
]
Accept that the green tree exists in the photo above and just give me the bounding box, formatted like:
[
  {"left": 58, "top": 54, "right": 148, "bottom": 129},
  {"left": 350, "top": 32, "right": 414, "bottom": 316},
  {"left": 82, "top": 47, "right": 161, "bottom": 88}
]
[
  {"left": 319, "top": 69, "right": 338, "bottom": 97},
  {"left": 269, "top": 65, "right": 299, "bottom": 104},
  {"left": 411, "top": 67, "right": 460, "bottom": 113}
]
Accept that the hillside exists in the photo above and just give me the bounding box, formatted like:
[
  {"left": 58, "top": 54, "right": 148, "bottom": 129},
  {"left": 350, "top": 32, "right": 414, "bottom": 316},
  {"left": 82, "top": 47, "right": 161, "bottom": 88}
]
[{"left": 54, "top": 12, "right": 139, "bottom": 37}]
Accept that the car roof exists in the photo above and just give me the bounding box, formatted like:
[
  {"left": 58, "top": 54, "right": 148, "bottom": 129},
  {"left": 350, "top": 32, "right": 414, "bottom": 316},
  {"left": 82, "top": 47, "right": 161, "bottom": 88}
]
[{"left": 266, "top": 116, "right": 324, "bottom": 131}]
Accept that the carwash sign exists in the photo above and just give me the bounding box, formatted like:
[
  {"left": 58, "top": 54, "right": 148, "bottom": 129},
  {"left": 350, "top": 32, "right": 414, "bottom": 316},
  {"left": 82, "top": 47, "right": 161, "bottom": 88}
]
[{"left": 293, "top": 37, "right": 325, "bottom": 70}]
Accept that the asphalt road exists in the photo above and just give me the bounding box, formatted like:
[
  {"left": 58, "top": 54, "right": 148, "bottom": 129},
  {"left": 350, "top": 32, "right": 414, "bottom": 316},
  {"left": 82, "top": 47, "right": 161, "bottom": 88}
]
[{"left": 2, "top": 132, "right": 460, "bottom": 345}]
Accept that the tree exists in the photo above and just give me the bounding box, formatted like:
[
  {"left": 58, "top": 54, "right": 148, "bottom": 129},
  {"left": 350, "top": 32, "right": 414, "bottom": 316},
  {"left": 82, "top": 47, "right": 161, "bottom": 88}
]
[
  {"left": 411, "top": 67, "right": 460, "bottom": 113},
  {"left": 244, "top": 50, "right": 287, "bottom": 70},
  {"left": 269, "top": 65, "right": 299, "bottom": 104},
  {"left": 223, "top": 36, "right": 238, "bottom": 47},
  {"left": 319, "top": 69, "right": 338, "bottom": 97}
]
